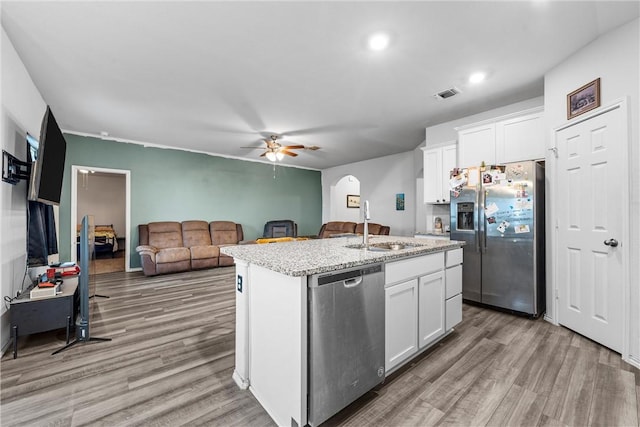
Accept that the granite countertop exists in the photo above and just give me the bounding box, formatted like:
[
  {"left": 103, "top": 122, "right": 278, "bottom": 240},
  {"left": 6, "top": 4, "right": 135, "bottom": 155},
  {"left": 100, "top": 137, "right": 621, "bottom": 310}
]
[
  {"left": 221, "top": 235, "right": 464, "bottom": 277},
  {"left": 415, "top": 231, "right": 450, "bottom": 237}
]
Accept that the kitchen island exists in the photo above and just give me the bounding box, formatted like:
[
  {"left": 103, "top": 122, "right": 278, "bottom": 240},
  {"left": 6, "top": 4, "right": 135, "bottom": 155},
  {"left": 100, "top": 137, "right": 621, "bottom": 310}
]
[{"left": 222, "top": 236, "right": 463, "bottom": 427}]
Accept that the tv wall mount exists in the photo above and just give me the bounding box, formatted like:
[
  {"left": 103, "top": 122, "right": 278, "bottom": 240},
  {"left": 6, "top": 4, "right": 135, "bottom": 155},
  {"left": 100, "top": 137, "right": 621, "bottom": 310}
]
[{"left": 2, "top": 150, "right": 31, "bottom": 185}]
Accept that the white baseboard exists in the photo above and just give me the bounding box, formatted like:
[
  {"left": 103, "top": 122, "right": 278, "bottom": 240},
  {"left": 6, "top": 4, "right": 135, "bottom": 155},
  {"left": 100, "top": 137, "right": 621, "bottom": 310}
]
[{"left": 624, "top": 355, "right": 640, "bottom": 370}]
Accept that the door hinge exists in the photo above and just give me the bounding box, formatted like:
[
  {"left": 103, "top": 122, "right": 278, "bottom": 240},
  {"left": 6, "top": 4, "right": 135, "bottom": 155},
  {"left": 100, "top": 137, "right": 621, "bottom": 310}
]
[{"left": 555, "top": 288, "right": 559, "bottom": 300}]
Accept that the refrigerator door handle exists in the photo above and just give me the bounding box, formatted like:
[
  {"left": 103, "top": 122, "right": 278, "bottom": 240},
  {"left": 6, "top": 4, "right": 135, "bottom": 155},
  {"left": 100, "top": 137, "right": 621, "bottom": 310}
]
[
  {"left": 475, "top": 187, "right": 481, "bottom": 253},
  {"left": 480, "top": 189, "right": 487, "bottom": 253}
]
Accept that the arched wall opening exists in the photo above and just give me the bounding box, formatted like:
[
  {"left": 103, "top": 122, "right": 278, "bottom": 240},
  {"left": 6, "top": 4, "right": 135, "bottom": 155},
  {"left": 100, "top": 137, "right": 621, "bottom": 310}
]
[{"left": 329, "top": 174, "right": 361, "bottom": 222}]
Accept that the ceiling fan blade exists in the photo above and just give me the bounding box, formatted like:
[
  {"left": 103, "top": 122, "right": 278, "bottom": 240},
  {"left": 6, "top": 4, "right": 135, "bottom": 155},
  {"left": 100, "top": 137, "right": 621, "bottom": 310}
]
[
  {"left": 240, "top": 146, "right": 262, "bottom": 149},
  {"left": 305, "top": 145, "right": 321, "bottom": 151},
  {"left": 280, "top": 150, "right": 298, "bottom": 157},
  {"left": 259, "top": 152, "right": 267, "bottom": 157},
  {"left": 282, "top": 145, "right": 305, "bottom": 150}
]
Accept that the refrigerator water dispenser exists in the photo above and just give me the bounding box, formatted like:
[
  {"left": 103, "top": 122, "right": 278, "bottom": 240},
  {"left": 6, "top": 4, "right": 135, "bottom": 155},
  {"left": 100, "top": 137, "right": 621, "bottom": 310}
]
[{"left": 456, "top": 203, "right": 474, "bottom": 230}]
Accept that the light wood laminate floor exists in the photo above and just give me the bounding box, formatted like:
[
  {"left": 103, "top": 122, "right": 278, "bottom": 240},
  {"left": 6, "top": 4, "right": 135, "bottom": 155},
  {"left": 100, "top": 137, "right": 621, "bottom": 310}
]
[{"left": 1, "top": 268, "right": 638, "bottom": 426}]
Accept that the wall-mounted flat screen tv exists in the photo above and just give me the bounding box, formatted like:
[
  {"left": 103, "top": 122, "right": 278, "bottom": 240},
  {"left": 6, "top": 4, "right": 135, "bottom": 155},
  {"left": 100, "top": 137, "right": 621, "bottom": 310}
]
[{"left": 28, "top": 106, "right": 67, "bottom": 205}]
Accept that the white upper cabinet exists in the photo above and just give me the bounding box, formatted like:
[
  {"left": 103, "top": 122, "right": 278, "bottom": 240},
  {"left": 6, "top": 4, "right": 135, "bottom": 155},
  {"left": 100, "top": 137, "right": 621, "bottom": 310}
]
[
  {"left": 496, "top": 110, "right": 545, "bottom": 163},
  {"left": 422, "top": 143, "right": 457, "bottom": 204},
  {"left": 457, "top": 123, "right": 496, "bottom": 168},
  {"left": 457, "top": 107, "right": 544, "bottom": 168}
]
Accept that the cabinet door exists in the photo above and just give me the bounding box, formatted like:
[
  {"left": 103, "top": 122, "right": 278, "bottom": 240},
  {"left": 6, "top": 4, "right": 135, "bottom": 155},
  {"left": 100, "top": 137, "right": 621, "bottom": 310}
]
[
  {"left": 385, "top": 279, "right": 418, "bottom": 372},
  {"left": 423, "top": 148, "right": 442, "bottom": 203},
  {"left": 496, "top": 111, "right": 544, "bottom": 163},
  {"left": 440, "top": 144, "right": 457, "bottom": 203},
  {"left": 458, "top": 123, "right": 495, "bottom": 168},
  {"left": 418, "top": 271, "right": 445, "bottom": 349},
  {"left": 446, "top": 294, "right": 463, "bottom": 330}
]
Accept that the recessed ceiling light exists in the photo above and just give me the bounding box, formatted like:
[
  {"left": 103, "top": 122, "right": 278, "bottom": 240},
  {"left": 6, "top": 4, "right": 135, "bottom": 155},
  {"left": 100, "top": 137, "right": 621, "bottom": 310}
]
[
  {"left": 469, "top": 72, "right": 486, "bottom": 84},
  {"left": 368, "top": 32, "right": 390, "bottom": 51}
]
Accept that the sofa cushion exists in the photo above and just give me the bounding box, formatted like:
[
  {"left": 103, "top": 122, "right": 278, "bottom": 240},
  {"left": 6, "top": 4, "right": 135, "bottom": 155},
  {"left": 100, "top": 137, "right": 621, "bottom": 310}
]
[
  {"left": 210, "top": 221, "right": 239, "bottom": 245},
  {"left": 191, "top": 257, "right": 218, "bottom": 270},
  {"left": 156, "top": 259, "right": 191, "bottom": 275},
  {"left": 148, "top": 222, "right": 184, "bottom": 249},
  {"left": 155, "top": 247, "right": 191, "bottom": 264},
  {"left": 355, "top": 222, "right": 388, "bottom": 235},
  {"left": 190, "top": 245, "right": 220, "bottom": 260},
  {"left": 319, "top": 221, "right": 357, "bottom": 238},
  {"left": 182, "top": 220, "right": 212, "bottom": 247}
]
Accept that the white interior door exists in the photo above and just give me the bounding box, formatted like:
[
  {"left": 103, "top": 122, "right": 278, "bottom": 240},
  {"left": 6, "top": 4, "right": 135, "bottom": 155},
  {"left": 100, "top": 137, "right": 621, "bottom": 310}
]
[{"left": 555, "top": 105, "right": 627, "bottom": 353}]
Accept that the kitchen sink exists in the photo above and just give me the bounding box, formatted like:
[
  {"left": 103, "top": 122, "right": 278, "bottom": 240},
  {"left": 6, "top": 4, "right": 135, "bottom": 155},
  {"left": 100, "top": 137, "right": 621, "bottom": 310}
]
[{"left": 345, "top": 242, "right": 424, "bottom": 252}]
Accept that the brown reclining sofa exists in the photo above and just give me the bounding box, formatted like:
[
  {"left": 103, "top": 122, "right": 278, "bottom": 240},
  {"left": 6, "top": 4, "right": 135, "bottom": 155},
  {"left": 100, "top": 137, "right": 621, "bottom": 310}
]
[
  {"left": 318, "top": 221, "right": 390, "bottom": 238},
  {"left": 136, "top": 220, "right": 244, "bottom": 276}
]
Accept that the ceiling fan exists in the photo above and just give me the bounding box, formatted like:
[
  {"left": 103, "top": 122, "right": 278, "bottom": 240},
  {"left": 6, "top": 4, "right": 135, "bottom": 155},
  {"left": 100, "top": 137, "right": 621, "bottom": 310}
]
[{"left": 243, "top": 135, "right": 320, "bottom": 161}]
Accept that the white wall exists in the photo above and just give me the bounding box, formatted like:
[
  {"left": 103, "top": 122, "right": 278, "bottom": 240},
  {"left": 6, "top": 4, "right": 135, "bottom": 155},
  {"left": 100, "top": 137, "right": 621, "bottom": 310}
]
[
  {"left": 329, "top": 175, "right": 360, "bottom": 223},
  {"left": 76, "top": 172, "right": 126, "bottom": 236},
  {"left": 0, "top": 29, "right": 47, "bottom": 353},
  {"left": 544, "top": 18, "right": 639, "bottom": 364},
  {"left": 322, "top": 151, "right": 416, "bottom": 236}
]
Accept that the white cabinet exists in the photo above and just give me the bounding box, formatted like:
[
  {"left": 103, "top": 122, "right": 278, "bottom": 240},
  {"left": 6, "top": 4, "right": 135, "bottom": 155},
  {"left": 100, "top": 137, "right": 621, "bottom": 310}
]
[
  {"left": 458, "top": 123, "right": 495, "bottom": 169},
  {"left": 423, "top": 143, "right": 457, "bottom": 204},
  {"left": 385, "top": 250, "right": 463, "bottom": 373},
  {"left": 496, "top": 110, "right": 545, "bottom": 163},
  {"left": 385, "top": 279, "right": 418, "bottom": 372},
  {"left": 418, "top": 271, "right": 445, "bottom": 348},
  {"left": 445, "top": 249, "right": 463, "bottom": 330},
  {"left": 385, "top": 252, "right": 446, "bottom": 372},
  {"left": 457, "top": 107, "right": 544, "bottom": 168}
]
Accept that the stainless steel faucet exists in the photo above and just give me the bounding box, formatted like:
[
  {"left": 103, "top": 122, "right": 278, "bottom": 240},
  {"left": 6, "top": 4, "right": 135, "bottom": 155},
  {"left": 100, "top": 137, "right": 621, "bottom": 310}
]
[{"left": 363, "top": 200, "right": 370, "bottom": 247}]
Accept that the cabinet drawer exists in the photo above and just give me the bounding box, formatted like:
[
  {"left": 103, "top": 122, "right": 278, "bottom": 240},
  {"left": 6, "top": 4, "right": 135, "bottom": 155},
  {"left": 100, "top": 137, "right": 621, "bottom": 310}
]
[
  {"left": 445, "top": 294, "right": 463, "bottom": 330},
  {"left": 386, "top": 252, "right": 444, "bottom": 285},
  {"left": 445, "top": 264, "right": 462, "bottom": 299},
  {"left": 445, "top": 248, "right": 463, "bottom": 267}
]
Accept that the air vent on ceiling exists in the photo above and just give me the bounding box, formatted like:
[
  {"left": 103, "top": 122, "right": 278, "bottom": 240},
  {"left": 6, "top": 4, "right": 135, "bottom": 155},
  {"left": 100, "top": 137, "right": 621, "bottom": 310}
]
[{"left": 433, "top": 87, "right": 461, "bottom": 100}]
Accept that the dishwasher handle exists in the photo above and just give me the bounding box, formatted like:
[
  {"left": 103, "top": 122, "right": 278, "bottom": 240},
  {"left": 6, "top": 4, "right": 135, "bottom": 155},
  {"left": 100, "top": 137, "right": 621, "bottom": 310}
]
[
  {"left": 343, "top": 276, "right": 363, "bottom": 288},
  {"left": 312, "top": 264, "right": 383, "bottom": 288}
]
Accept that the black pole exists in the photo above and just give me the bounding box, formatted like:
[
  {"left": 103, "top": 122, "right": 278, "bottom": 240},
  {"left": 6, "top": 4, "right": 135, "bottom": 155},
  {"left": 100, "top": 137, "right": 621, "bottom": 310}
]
[{"left": 53, "top": 215, "right": 110, "bottom": 355}]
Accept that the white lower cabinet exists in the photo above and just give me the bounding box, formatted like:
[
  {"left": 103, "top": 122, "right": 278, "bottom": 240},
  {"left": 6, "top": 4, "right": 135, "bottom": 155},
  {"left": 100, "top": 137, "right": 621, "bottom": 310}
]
[
  {"left": 385, "top": 279, "right": 418, "bottom": 372},
  {"left": 385, "top": 250, "right": 463, "bottom": 373},
  {"left": 446, "top": 294, "right": 463, "bottom": 330},
  {"left": 418, "top": 271, "right": 445, "bottom": 349},
  {"left": 445, "top": 249, "right": 463, "bottom": 330}
]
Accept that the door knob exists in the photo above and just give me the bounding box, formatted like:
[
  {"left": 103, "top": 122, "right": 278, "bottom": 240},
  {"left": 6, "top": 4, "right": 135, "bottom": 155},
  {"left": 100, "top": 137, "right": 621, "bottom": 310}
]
[{"left": 604, "top": 238, "right": 619, "bottom": 247}]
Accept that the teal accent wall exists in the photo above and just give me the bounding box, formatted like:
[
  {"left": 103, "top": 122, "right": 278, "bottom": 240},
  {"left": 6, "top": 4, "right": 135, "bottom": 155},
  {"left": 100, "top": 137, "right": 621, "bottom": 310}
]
[{"left": 59, "top": 134, "right": 322, "bottom": 269}]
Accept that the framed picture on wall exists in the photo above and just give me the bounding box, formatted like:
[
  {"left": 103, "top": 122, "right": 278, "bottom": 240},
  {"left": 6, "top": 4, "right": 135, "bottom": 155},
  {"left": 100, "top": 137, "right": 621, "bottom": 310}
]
[
  {"left": 347, "top": 194, "right": 360, "bottom": 208},
  {"left": 567, "top": 78, "right": 601, "bottom": 119},
  {"left": 396, "top": 193, "right": 405, "bottom": 211}
]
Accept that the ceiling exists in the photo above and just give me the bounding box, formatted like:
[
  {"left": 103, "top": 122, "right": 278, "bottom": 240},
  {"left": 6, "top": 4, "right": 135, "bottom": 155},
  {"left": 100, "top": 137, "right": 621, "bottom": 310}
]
[{"left": 2, "top": 1, "right": 638, "bottom": 170}]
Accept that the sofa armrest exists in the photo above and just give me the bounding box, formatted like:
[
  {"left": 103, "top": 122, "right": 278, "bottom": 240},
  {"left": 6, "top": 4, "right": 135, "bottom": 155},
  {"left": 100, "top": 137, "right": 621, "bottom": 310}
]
[
  {"left": 235, "top": 223, "right": 244, "bottom": 242},
  {"left": 136, "top": 245, "right": 159, "bottom": 260}
]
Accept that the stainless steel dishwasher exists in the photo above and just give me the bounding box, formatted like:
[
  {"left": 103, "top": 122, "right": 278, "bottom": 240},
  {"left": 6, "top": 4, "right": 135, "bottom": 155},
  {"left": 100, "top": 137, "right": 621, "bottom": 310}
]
[{"left": 308, "top": 263, "right": 385, "bottom": 426}]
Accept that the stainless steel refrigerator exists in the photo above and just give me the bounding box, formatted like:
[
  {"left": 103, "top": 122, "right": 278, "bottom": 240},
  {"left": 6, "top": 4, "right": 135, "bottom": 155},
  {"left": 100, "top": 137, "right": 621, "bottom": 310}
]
[{"left": 450, "top": 160, "right": 545, "bottom": 316}]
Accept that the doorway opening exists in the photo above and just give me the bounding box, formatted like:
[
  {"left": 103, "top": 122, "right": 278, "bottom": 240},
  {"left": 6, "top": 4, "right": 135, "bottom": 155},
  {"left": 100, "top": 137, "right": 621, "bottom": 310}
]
[
  {"left": 330, "top": 175, "right": 361, "bottom": 222},
  {"left": 70, "top": 165, "right": 131, "bottom": 273}
]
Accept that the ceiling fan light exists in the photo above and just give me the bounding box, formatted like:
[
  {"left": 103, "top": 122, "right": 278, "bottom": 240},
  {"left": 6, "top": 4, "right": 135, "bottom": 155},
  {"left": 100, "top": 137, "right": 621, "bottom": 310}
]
[
  {"left": 265, "top": 151, "right": 277, "bottom": 162},
  {"left": 276, "top": 151, "right": 285, "bottom": 160}
]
